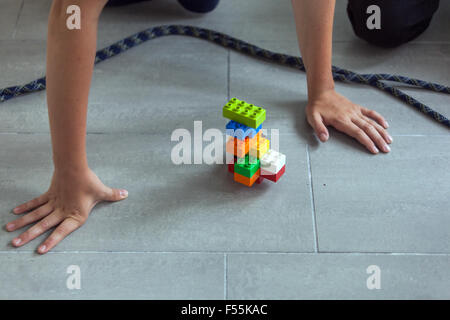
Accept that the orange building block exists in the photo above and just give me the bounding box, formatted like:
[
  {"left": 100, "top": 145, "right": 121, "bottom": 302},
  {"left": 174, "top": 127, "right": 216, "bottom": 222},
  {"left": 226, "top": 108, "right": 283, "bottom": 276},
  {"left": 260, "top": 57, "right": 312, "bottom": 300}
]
[
  {"left": 226, "top": 132, "right": 264, "bottom": 159},
  {"left": 248, "top": 132, "right": 261, "bottom": 149},
  {"left": 234, "top": 169, "right": 261, "bottom": 187},
  {"left": 226, "top": 136, "right": 249, "bottom": 158}
]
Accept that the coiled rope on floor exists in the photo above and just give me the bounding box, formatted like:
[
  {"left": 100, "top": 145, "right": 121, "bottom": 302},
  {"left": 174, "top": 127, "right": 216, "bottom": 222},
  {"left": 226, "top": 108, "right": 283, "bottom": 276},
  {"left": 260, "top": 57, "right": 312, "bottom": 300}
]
[{"left": 0, "top": 25, "right": 449, "bottom": 127}]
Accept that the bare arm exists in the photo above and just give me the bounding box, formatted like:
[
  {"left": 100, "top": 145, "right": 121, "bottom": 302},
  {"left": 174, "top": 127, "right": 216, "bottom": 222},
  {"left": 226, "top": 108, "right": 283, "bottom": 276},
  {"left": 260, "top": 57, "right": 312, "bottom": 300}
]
[
  {"left": 291, "top": 0, "right": 392, "bottom": 154},
  {"left": 46, "top": 0, "right": 103, "bottom": 172},
  {"left": 6, "top": 0, "right": 128, "bottom": 254},
  {"left": 292, "top": 0, "right": 335, "bottom": 100}
]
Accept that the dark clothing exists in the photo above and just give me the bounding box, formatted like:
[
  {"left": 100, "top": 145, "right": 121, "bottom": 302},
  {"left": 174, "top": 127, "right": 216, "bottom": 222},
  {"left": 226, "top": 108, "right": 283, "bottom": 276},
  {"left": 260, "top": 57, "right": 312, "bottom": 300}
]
[
  {"left": 347, "top": 0, "right": 440, "bottom": 47},
  {"left": 108, "top": 0, "right": 440, "bottom": 47},
  {"left": 107, "top": 0, "right": 220, "bottom": 13}
]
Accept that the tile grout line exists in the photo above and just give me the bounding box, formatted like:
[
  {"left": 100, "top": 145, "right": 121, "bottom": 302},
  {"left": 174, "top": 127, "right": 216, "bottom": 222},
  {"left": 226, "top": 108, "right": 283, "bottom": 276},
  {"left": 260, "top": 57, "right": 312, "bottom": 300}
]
[
  {"left": 12, "top": 0, "right": 25, "bottom": 40},
  {"left": 306, "top": 144, "right": 319, "bottom": 253},
  {"left": 227, "top": 49, "right": 230, "bottom": 100},
  {"left": 1, "top": 250, "right": 449, "bottom": 256},
  {"left": 223, "top": 253, "right": 227, "bottom": 300}
]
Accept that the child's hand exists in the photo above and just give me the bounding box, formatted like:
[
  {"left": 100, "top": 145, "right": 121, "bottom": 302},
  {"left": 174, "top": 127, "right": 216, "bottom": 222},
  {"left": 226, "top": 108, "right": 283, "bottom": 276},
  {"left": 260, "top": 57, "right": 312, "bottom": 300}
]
[
  {"left": 6, "top": 168, "right": 128, "bottom": 254},
  {"left": 305, "top": 89, "right": 393, "bottom": 154}
]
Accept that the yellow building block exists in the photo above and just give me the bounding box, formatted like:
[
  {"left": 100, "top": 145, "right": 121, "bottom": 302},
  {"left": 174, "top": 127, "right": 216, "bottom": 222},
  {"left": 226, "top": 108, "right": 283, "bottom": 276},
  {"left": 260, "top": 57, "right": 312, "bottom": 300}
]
[{"left": 249, "top": 135, "right": 270, "bottom": 159}]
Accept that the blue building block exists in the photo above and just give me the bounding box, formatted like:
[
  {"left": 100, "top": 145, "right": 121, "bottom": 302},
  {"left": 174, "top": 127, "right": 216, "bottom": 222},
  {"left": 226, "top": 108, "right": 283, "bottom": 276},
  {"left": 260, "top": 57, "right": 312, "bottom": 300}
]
[{"left": 225, "top": 120, "right": 262, "bottom": 141}]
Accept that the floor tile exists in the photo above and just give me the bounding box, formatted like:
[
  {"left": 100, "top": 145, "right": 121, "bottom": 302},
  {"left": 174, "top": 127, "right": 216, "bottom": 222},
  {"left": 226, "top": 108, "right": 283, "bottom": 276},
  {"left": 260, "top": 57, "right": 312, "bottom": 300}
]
[
  {"left": 15, "top": 0, "right": 297, "bottom": 45},
  {"left": 0, "top": 252, "right": 224, "bottom": 299},
  {"left": 229, "top": 49, "right": 310, "bottom": 140},
  {"left": 14, "top": 0, "right": 51, "bottom": 40},
  {"left": 0, "top": 132, "right": 315, "bottom": 253},
  {"left": 2, "top": 0, "right": 449, "bottom": 300},
  {"left": 0, "top": 39, "right": 47, "bottom": 132},
  {"left": 5, "top": 41, "right": 447, "bottom": 136},
  {"left": 0, "top": 40, "right": 46, "bottom": 86},
  {"left": 0, "top": 0, "right": 23, "bottom": 40},
  {"left": 309, "top": 135, "right": 450, "bottom": 253},
  {"left": 0, "top": 94, "right": 47, "bottom": 132},
  {"left": 333, "top": 43, "right": 450, "bottom": 84},
  {"left": 88, "top": 37, "right": 228, "bottom": 133},
  {"left": 14, "top": 0, "right": 450, "bottom": 44},
  {"left": 0, "top": 37, "right": 228, "bottom": 134},
  {"left": 227, "top": 253, "right": 450, "bottom": 299},
  {"left": 6, "top": 2, "right": 448, "bottom": 136},
  {"left": 332, "top": 83, "right": 450, "bottom": 136},
  {"left": 98, "top": 0, "right": 297, "bottom": 47},
  {"left": 418, "top": 0, "right": 450, "bottom": 43},
  {"left": 230, "top": 42, "right": 450, "bottom": 136},
  {"left": 332, "top": 0, "right": 355, "bottom": 43}
]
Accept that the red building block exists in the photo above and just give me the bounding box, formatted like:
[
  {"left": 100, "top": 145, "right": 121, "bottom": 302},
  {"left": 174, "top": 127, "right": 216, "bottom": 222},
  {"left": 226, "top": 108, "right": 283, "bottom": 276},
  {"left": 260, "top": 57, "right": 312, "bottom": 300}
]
[{"left": 261, "top": 164, "right": 285, "bottom": 182}]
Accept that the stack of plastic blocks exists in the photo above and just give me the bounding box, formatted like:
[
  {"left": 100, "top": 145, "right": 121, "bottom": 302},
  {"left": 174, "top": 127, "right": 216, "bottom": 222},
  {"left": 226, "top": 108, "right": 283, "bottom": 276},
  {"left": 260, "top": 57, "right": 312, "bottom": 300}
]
[{"left": 223, "top": 98, "right": 286, "bottom": 187}]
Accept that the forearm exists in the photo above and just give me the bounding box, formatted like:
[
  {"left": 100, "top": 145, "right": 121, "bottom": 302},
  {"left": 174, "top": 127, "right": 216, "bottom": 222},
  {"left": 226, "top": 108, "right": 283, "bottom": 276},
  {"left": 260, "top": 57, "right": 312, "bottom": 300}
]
[
  {"left": 46, "top": 0, "right": 106, "bottom": 172},
  {"left": 291, "top": 0, "right": 335, "bottom": 100}
]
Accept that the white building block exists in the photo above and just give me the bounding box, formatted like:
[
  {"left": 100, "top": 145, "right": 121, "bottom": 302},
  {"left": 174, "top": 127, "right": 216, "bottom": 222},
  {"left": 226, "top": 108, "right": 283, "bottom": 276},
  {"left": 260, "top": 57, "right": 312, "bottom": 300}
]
[{"left": 260, "top": 149, "right": 286, "bottom": 175}]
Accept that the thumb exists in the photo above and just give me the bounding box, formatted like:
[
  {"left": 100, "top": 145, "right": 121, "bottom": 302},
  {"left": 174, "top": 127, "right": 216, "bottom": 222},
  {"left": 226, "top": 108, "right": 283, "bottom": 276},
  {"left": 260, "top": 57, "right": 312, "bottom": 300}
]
[
  {"left": 309, "top": 112, "right": 329, "bottom": 142},
  {"left": 103, "top": 188, "right": 129, "bottom": 202}
]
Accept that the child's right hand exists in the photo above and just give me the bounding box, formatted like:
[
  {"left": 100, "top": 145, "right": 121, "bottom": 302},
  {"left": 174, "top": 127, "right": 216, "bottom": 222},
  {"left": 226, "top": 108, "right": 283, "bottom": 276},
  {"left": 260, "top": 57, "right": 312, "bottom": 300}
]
[
  {"left": 305, "top": 89, "right": 393, "bottom": 154},
  {"left": 6, "top": 168, "right": 128, "bottom": 254}
]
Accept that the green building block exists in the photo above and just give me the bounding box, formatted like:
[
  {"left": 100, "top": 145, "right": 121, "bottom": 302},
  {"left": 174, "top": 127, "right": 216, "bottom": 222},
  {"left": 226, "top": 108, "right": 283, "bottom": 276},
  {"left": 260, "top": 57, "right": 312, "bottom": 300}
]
[
  {"left": 223, "top": 98, "right": 266, "bottom": 129},
  {"left": 234, "top": 154, "right": 260, "bottom": 178}
]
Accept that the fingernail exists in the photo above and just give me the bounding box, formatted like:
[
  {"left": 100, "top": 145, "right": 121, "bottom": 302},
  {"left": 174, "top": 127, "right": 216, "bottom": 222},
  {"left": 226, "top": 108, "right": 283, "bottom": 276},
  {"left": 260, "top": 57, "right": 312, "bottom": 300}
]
[
  {"left": 13, "top": 207, "right": 21, "bottom": 213},
  {"left": 387, "top": 135, "right": 393, "bottom": 143},
  {"left": 120, "top": 190, "right": 128, "bottom": 198},
  {"left": 319, "top": 133, "right": 327, "bottom": 141},
  {"left": 385, "top": 121, "right": 389, "bottom": 128},
  {"left": 6, "top": 223, "right": 14, "bottom": 231},
  {"left": 13, "top": 238, "right": 22, "bottom": 246},
  {"left": 384, "top": 144, "right": 391, "bottom": 152},
  {"left": 372, "top": 146, "right": 379, "bottom": 154},
  {"left": 39, "top": 245, "right": 47, "bottom": 253}
]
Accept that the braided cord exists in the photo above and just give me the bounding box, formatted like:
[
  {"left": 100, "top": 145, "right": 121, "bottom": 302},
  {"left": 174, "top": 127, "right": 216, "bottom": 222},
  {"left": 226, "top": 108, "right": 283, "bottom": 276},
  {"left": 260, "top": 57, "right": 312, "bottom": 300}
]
[{"left": 1, "top": 25, "right": 449, "bottom": 127}]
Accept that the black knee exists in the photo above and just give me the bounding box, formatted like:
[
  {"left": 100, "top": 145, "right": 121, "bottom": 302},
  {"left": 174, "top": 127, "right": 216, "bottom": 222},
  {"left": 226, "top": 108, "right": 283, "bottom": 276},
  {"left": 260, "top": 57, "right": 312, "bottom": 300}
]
[
  {"left": 107, "top": 0, "right": 150, "bottom": 6},
  {"left": 177, "top": 0, "right": 220, "bottom": 13},
  {"left": 347, "top": 0, "right": 440, "bottom": 48},
  {"left": 107, "top": 0, "right": 220, "bottom": 13}
]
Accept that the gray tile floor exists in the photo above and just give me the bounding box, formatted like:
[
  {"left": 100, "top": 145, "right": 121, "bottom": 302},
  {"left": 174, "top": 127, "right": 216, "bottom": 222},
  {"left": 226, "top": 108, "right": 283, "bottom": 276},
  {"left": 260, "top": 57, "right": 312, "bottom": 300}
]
[{"left": 0, "top": 0, "right": 449, "bottom": 299}]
